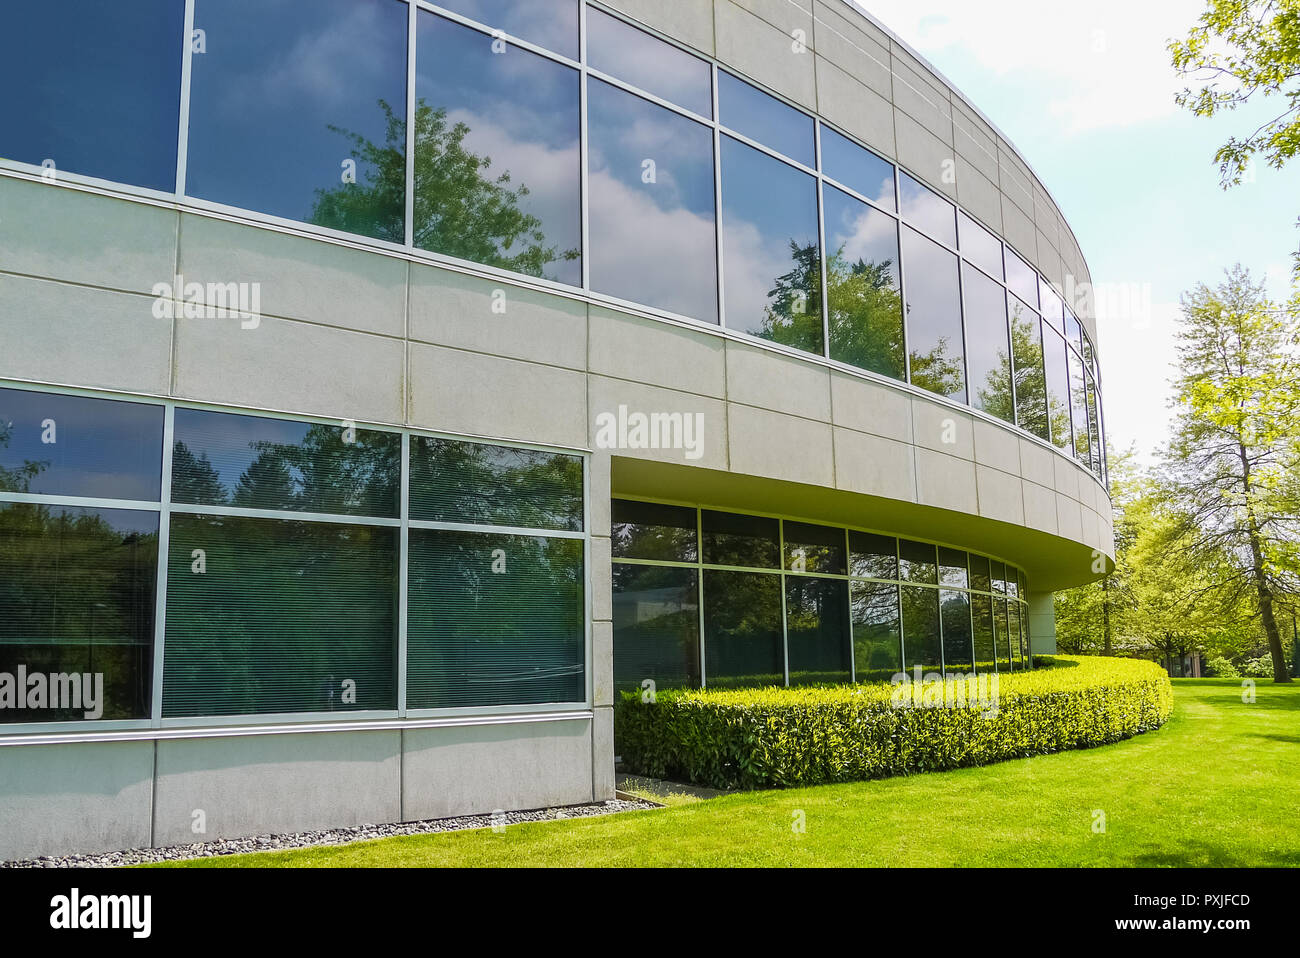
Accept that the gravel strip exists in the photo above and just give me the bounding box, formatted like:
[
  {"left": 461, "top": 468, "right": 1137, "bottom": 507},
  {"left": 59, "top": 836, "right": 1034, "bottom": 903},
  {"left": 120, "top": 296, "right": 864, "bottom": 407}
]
[{"left": 2, "top": 798, "right": 659, "bottom": 868}]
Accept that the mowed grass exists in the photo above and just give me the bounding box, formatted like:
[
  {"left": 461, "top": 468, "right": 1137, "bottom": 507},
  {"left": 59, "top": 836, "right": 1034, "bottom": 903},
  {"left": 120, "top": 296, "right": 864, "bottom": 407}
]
[{"left": 158, "top": 680, "right": 1299, "bottom": 868}]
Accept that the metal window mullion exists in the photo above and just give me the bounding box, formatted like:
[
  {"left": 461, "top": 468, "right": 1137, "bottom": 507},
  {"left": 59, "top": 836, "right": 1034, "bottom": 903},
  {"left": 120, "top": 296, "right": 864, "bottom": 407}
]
[
  {"left": 815, "top": 122, "right": 830, "bottom": 360},
  {"left": 405, "top": 0, "right": 417, "bottom": 250},
  {"left": 174, "top": 0, "right": 196, "bottom": 197},
  {"left": 398, "top": 432, "right": 410, "bottom": 716},
  {"left": 778, "top": 520, "right": 790, "bottom": 686},
  {"left": 696, "top": 506, "right": 706, "bottom": 687},
  {"left": 578, "top": 0, "right": 590, "bottom": 293},
  {"left": 150, "top": 405, "right": 176, "bottom": 727},
  {"left": 410, "top": 0, "right": 580, "bottom": 69},
  {"left": 895, "top": 168, "right": 912, "bottom": 384},
  {"left": 166, "top": 502, "right": 400, "bottom": 527},
  {"left": 712, "top": 63, "right": 725, "bottom": 330},
  {"left": 406, "top": 518, "right": 584, "bottom": 539},
  {"left": 846, "top": 527, "right": 855, "bottom": 683},
  {"left": 582, "top": 452, "right": 593, "bottom": 708}
]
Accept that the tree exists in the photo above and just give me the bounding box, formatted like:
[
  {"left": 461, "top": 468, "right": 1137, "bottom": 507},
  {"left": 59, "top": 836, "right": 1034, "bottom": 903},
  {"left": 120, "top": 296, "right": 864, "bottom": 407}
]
[{"left": 1163, "top": 265, "right": 1300, "bottom": 682}]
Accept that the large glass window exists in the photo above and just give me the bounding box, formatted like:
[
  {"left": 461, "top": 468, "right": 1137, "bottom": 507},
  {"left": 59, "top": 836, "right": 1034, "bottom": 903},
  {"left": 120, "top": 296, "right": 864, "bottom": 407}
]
[
  {"left": 1039, "top": 278, "right": 1064, "bottom": 332},
  {"left": 702, "top": 510, "right": 779, "bottom": 568},
  {"left": 435, "top": 0, "right": 580, "bottom": 60},
  {"left": 971, "top": 592, "right": 996, "bottom": 672},
  {"left": 820, "top": 126, "right": 895, "bottom": 210},
  {"left": 962, "top": 263, "right": 1014, "bottom": 423},
  {"left": 718, "top": 72, "right": 815, "bottom": 167},
  {"left": 613, "top": 564, "right": 699, "bottom": 692},
  {"left": 850, "top": 531, "right": 898, "bottom": 580},
  {"left": 899, "top": 539, "right": 937, "bottom": 584},
  {"left": 186, "top": 0, "right": 408, "bottom": 240},
  {"left": 938, "top": 547, "right": 969, "bottom": 588},
  {"left": 995, "top": 599, "right": 1013, "bottom": 672},
  {"left": 0, "top": 1, "right": 183, "bottom": 191},
  {"left": 899, "top": 173, "right": 956, "bottom": 247},
  {"left": 1009, "top": 296, "right": 1050, "bottom": 441},
  {"left": 1068, "top": 349, "right": 1093, "bottom": 465},
  {"left": 901, "top": 585, "right": 942, "bottom": 675},
  {"left": 588, "top": 79, "right": 718, "bottom": 322},
  {"left": 0, "top": 503, "right": 157, "bottom": 722},
  {"left": 940, "top": 589, "right": 972, "bottom": 675},
  {"left": 783, "top": 521, "right": 846, "bottom": 575},
  {"left": 703, "top": 570, "right": 784, "bottom": 688},
  {"left": 612, "top": 500, "right": 697, "bottom": 562},
  {"left": 786, "top": 577, "right": 851, "bottom": 685},
  {"left": 824, "top": 185, "right": 905, "bottom": 379},
  {"left": 1005, "top": 249, "right": 1038, "bottom": 308},
  {"left": 1043, "top": 325, "right": 1074, "bottom": 452},
  {"left": 850, "top": 580, "right": 902, "bottom": 682},
  {"left": 902, "top": 227, "right": 965, "bottom": 402},
  {"left": 586, "top": 7, "right": 711, "bottom": 117},
  {"left": 414, "top": 12, "right": 581, "bottom": 284},
  {"left": 1086, "top": 374, "right": 1104, "bottom": 479},
  {"left": 1008, "top": 601, "right": 1024, "bottom": 669},
  {"left": 958, "top": 212, "right": 1002, "bottom": 280},
  {"left": 721, "top": 136, "right": 822, "bottom": 354}
]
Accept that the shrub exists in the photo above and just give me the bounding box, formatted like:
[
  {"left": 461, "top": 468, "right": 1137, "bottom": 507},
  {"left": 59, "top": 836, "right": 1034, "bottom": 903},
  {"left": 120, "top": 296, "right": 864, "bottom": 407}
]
[
  {"left": 1204, "top": 656, "right": 1240, "bottom": 678},
  {"left": 616, "top": 655, "right": 1173, "bottom": 790}
]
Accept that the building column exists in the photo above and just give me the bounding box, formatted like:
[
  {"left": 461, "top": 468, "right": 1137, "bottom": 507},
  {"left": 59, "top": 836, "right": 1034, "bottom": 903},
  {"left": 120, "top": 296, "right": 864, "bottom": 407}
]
[
  {"left": 589, "top": 450, "right": 616, "bottom": 801},
  {"left": 1027, "top": 591, "right": 1057, "bottom": 655}
]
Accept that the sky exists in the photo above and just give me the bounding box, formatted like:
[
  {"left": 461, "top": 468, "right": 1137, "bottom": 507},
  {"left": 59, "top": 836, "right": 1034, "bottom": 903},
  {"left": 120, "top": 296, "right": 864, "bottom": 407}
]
[{"left": 854, "top": 0, "right": 1299, "bottom": 464}]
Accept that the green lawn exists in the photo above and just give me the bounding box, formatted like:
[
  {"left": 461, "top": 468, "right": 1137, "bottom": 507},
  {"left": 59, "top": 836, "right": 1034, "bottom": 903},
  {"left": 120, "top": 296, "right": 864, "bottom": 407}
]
[{"left": 160, "top": 679, "right": 1299, "bottom": 867}]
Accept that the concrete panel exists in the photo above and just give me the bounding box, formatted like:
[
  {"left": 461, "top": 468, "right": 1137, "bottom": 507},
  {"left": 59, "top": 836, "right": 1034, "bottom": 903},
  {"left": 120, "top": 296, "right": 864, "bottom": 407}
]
[
  {"left": 410, "top": 343, "right": 587, "bottom": 447},
  {"left": 955, "top": 158, "right": 1002, "bottom": 234},
  {"left": 179, "top": 214, "right": 407, "bottom": 338},
  {"left": 593, "top": 620, "right": 614, "bottom": 708},
  {"left": 951, "top": 100, "right": 999, "bottom": 183},
  {"left": 587, "top": 376, "right": 728, "bottom": 469},
  {"left": 592, "top": 706, "right": 616, "bottom": 800},
  {"left": 730, "top": 0, "right": 813, "bottom": 44},
  {"left": 895, "top": 112, "right": 957, "bottom": 201},
  {"left": 0, "top": 176, "right": 177, "bottom": 294},
  {"left": 728, "top": 403, "right": 834, "bottom": 487},
  {"left": 911, "top": 398, "right": 974, "bottom": 459},
  {"left": 603, "top": 0, "right": 715, "bottom": 54},
  {"left": 410, "top": 265, "right": 587, "bottom": 371},
  {"left": 0, "top": 740, "right": 154, "bottom": 861},
  {"left": 915, "top": 446, "right": 978, "bottom": 513},
  {"left": 0, "top": 275, "right": 171, "bottom": 396},
  {"left": 976, "top": 464, "right": 1025, "bottom": 526},
  {"left": 891, "top": 58, "right": 953, "bottom": 147},
  {"left": 589, "top": 307, "right": 726, "bottom": 397},
  {"left": 1055, "top": 493, "right": 1085, "bottom": 542},
  {"left": 973, "top": 418, "right": 1021, "bottom": 474},
  {"left": 1053, "top": 454, "right": 1081, "bottom": 498},
  {"left": 811, "top": 3, "right": 891, "bottom": 99},
  {"left": 591, "top": 536, "right": 613, "bottom": 623},
  {"left": 153, "top": 729, "right": 401, "bottom": 846},
  {"left": 1027, "top": 591, "right": 1057, "bottom": 654},
  {"left": 830, "top": 371, "right": 912, "bottom": 443},
  {"left": 402, "top": 719, "right": 593, "bottom": 820},
  {"left": 1022, "top": 481, "right": 1058, "bottom": 535},
  {"left": 1000, "top": 197, "right": 1037, "bottom": 265},
  {"left": 813, "top": 58, "right": 896, "bottom": 158},
  {"left": 715, "top": 2, "right": 817, "bottom": 108},
  {"left": 590, "top": 449, "right": 613, "bottom": 538},
  {"left": 833, "top": 426, "right": 917, "bottom": 502},
  {"left": 175, "top": 313, "right": 405, "bottom": 424},
  {"left": 1018, "top": 437, "right": 1056, "bottom": 489},
  {"left": 726, "top": 341, "right": 831, "bottom": 421}
]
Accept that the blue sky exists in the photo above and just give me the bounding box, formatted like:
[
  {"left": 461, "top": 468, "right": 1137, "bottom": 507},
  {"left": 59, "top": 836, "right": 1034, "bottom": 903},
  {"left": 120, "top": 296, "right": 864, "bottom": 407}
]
[{"left": 858, "top": 0, "right": 1299, "bottom": 463}]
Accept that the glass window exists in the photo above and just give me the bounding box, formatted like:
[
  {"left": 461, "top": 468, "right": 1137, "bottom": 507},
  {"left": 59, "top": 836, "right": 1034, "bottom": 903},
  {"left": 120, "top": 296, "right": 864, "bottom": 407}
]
[
  {"left": 819, "top": 126, "right": 895, "bottom": 210},
  {"left": 702, "top": 510, "right": 779, "bottom": 568},
  {"left": 613, "top": 564, "right": 699, "bottom": 691},
  {"left": 0, "top": 503, "right": 157, "bottom": 721},
  {"left": 720, "top": 136, "right": 822, "bottom": 353},
  {"left": 938, "top": 547, "right": 968, "bottom": 588},
  {"left": 0, "top": 1, "right": 183, "bottom": 191},
  {"left": 850, "top": 580, "right": 902, "bottom": 682},
  {"left": 703, "top": 570, "right": 784, "bottom": 688},
  {"left": 0, "top": 388, "right": 163, "bottom": 501},
  {"left": 824, "top": 185, "right": 905, "bottom": 379},
  {"left": 409, "top": 436, "right": 582, "bottom": 532},
  {"left": 1086, "top": 374, "right": 1103, "bottom": 479},
  {"left": 1009, "top": 296, "right": 1050, "bottom": 441},
  {"left": 898, "top": 173, "right": 956, "bottom": 247},
  {"left": 1018, "top": 569, "right": 1028, "bottom": 598},
  {"left": 1043, "top": 325, "right": 1073, "bottom": 451},
  {"left": 1007, "top": 570, "right": 1021, "bottom": 601},
  {"left": 958, "top": 212, "right": 1002, "bottom": 280},
  {"left": 186, "top": 0, "right": 408, "bottom": 240},
  {"left": 783, "top": 521, "right": 846, "bottom": 575},
  {"left": 588, "top": 79, "right": 717, "bottom": 321},
  {"left": 407, "top": 529, "right": 584, "bottom": 708},
  {"left": 940, "top": 590, "right": 972, "bottom": 675},
  {"left": 962, "top": 262, "right": 1014, "bottom": 423},
  {"left": 849, "top": 530, "right": 898, "bottom": 580},
  {"left": 992, "top": 561, "right": 1008, "bottom": 594},
  {"left": 902, "top": 227, "right": 965, "bottom": 402},
  {"left": 1008, "top": 601, "right": 1024, "bottom": 669},
  {"left": 786, "top": 577, "right": 851, "bottom": 685},
  {"left": 900, "top": 586, "right": 942, "bottom": 675},
  {"left": 969, "top": 553, "right": 991, "bottom": 593},
  {"left": 586, "top": 8, "right": 711, "bottom": 117},
  {"left": 717, "top": 72, "right": 814, "bottom": 167},
  {"left": 1066, "top": 311, "right": 1084, "bottom": 353},
  {"left": 899, "top": 539, "right": 937, "bottom": 584},
  {"left": 415, "top": 12, "right": 581, "bottom": 284},
  {"left": 971, "top": 592, "right": 995, "bottom": 672},
  {"left": 1069, "top": 350, "right": 1092, "bottom": 465},
  {"left": 1039, "top": 278, "right": 1064, "bottom": 332},
  {"left": 433, "top": 0, "right": 579, "bottom": 60},
  {"left": 995, "top": 598, "right": 1012, "bottom": 671},
  {"left": 1005, "top": 249, "right": 1038, "bottom": 308},
  {"left": 612, "top": 499, "right": 697, "bottom": 562},
  {"left": 172, "top": 409, "right": 400, "bottom": 518},
  {"left": 162, "top": 515, "right": 398, "bottom": 716}
]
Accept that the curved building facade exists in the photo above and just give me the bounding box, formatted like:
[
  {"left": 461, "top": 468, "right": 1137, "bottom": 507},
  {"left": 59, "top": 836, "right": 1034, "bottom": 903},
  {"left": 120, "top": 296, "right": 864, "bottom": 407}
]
[{"left": 0, "top": 0, "right": 1113, "bottom": 859}]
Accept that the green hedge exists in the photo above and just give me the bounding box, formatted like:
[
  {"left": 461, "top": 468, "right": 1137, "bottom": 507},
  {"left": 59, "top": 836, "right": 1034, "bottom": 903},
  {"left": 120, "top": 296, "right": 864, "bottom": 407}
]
[{"left": 615, "top": 656, "right": 1173, "bottom": 789}]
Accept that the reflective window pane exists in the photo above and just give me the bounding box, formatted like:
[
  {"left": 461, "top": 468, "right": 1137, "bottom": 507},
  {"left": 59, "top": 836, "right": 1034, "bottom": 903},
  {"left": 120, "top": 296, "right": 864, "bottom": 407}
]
[
  {"left": 1086, "top": 374, "right": 1103, "bottom": 479},
  {"left": 851, "top": 580, "right": 902, "bottom": 682},
  {"left": 1009, "top": 296, "right": 1050, "bottom": 441},
  {"left": 1043, "top": 325, "right": 1073, "bottom": 451},
  {"left": 1, "top": 1, "right": 183, "bottom": 191},
  {"left": 992, "top": 561, "right": 1008, "bottom": 594},
  {"left": 613, "top": 563, "right": 699, "bottom": 691},
  {"left": 899, "top": 539, "right": 937, "bottom": 584},
  {"left": 786, "top": 577, "right": 851, "bottom": 685},
  {"left": 703, "top": 570, "right": 784, "bottom": 688},
  {"left": 938, "top": 547, "right": 969, "bottom": 588},
  {"left": 0, "top": 503, "right": 157, "bottom": 721},
  {"left": 163, "top": 515, "right": 398, "bottom": 716},
  {"left": 434, "top": 0, "right": 579, "bottom": 60},
  {"left": 721, "top": 136, "right": 822, "bottom": 353},
  {"left": 718, "top": 72, "right": 814, "bottom": 167},
  {"left": 415, "top": 12, "right": 581, "bottom": 284},
  {"left": 588, "top": 79, "right": 717, "bottom": 321},
  {"left": 187, "top": 0, "right": 408, "bottom": 240},
  {"left": 1066, "top": 311, "right": 1084, "bottom": 353},
  {"left": 783, "top": 521, "right": 846, "bottom": 575},
  {"left": 407, "top": 530, "right": 584, "bottom": 708},
  {"left": 898, "top": 172, "right": 956, "bottom": 247},
  {"left": 969, "top": 554, "right": 992, "bottom": 593},
  {"left": 902, "top": 227, "right": 965, "bottom": 401},
  {"left": 971, "top": 592, "right": 996, "bottom": 672},
  {"left": 849, "top": 530, "right": 898, "bottom": 580},
  {"left": 409, "top": 436, "right": 582, "bottom": 532},
  {"left": 587, "top": 7, "right": 711, "bottom": 117},
  {"left": 958, "top": 212, "right": 1003, "bottom": 280},
  {"left": 1008, "top": 601, "right": 1024, "bottom": 669},
  {"left": 1039, "top": 277, "right": 1064, "bottom": 331},
  {"left": 1069, "top": 349, "right": 1092, "bottom": 465},
  {"left": 901, "top": 585, "right": 942, "bottom": 675},
  {"left": 824, "top": 185, "right": 905, "bottom": 379},
  {"left": 612, "top": 499, "right": 697, "bottom": 562},
  {"left": 995, "top": 598, "right": 1012, "bottom": 671},
  {"left": 940, "top": 589, "right": 972, "bottom": 674},
  {"left": 0, "top": 388, "right": 163, "bottom": 501},
  {"left": 1005, "top": 249, "right": 1038, "bottom": 307},
  {"left": 820, "top": 126, "right": 895, "bottom": 210},
  {"left": 702, "top": 509, "right": 779, "bottom": 568},
  {"left": 962, "top": 262, "right": 1014, "bottom": 423}
]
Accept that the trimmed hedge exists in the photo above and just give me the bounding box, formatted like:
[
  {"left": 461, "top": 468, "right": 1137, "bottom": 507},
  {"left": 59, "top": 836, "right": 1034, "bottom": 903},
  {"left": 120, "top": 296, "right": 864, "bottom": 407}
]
[{"left": 615, "top": 656, "right": 1173, "bottom": 789}]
